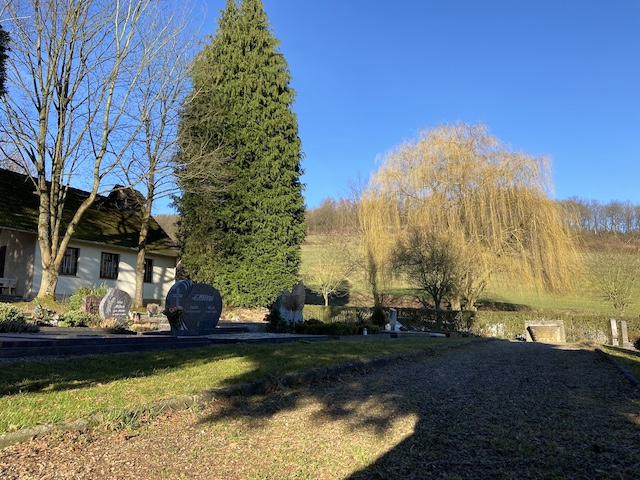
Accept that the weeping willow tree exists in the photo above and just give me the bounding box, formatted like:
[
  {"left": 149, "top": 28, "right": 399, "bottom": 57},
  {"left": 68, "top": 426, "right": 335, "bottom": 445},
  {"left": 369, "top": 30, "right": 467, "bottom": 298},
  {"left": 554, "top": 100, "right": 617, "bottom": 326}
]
[{"left": 359, "top": 123, "right": 581, "bottom": 309}]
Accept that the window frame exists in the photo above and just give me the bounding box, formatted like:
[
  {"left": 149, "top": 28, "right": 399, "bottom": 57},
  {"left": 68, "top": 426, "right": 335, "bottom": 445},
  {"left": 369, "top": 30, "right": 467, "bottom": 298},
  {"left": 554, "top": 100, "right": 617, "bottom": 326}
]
[
  {"left": 99, "top": 252, "right": 120, "bottom": 279},
  {"left": 59, "top": 247, "right": 80, "bottom": 276},
  {"left": 143, "top": 258, "right": 154, "bottom": 283}
]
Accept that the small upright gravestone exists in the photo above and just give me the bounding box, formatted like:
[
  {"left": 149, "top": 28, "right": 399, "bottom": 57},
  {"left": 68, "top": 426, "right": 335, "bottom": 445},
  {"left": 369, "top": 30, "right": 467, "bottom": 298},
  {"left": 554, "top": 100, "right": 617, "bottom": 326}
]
[
  {"left": 146, "top": 303, "right": 160, "bottom": 316},
  {"left": 610, "top": 318, "right": 619, "bottom": 347},
  {"left": 165, "top": 280, "right": 222, "bottom": 335},
  {"left": 82, "top": 295, "right": 103, "bottom": 315},
  {"left": 99, "top": 288, "right": 132, "bottom": 320},
  {"left": 389, "top": 308, "right": 398, "bottom": 331},
  {"left": 621, "top": 320, "right": 633, "bottom": 349}
]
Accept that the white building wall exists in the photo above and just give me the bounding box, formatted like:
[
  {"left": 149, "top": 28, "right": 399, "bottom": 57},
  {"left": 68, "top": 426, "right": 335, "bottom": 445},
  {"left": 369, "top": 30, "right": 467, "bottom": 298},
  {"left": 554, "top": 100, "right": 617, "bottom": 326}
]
[
  {"left": 0, "top": 229, "right": 37, "bottom": 298},
  {"left": 33, "top": 240, "right": 176, "bottom": 303}
]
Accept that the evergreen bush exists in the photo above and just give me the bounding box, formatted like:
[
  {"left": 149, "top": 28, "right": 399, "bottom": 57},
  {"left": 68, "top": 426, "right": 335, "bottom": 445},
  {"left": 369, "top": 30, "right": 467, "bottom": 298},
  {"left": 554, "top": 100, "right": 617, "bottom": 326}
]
[
  {"left": 293, "top": 320, "right": 358, "bottom": 336},
  {"left": 358, "top": 324, "right": 380, "bottom": 335},
  {"left": 265, "top": 309, "right": 290, "bottom": 333},
  {"left": 0, "top": 303, "right": 39, "bottom": 333},
  {"left": 0, "top": 302, "right": 24, "bottom": 323},
  {"left": 59, "top": 310, "right": 96, "bottom": 328},
  {"left": 370, "top": 306, "right": 386, "bottom": 327}
]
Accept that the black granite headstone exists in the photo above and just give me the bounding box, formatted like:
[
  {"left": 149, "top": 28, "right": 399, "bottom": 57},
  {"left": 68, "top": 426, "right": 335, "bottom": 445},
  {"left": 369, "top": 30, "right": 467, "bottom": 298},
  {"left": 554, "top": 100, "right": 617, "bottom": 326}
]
[{"left": 165, "top": 280, "right": 222, "bottom": 334}]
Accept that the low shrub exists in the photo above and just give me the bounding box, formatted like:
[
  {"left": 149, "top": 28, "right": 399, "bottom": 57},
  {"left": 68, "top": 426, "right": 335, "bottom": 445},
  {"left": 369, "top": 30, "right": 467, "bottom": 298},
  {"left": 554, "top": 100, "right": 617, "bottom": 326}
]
[
  {"left": 294, "top": 319, "right": 358, "bottom": 336},
  {"left": 397, "top": 308, "right": 475, "bottom": 332},
  {"left": 0, "top": 302, "right": 25, "bottom": 323},
  {"left": 0, "top": 303, "right": 39, "bottom": 333},
  {"left": 300, "top": 304, "right": 640, "bottom": 343},
  {"left": 331, "top": 308, "right": 370, "bottom": 324},
  {"left": 265, "top": 309, "right": 290, "bottom": 333},
  {"left": 634, "top": 337, "right": 640, "bottom": 351},
  {"left": 358, "top": 323, "right": 380, "bottom": 335},
  {"left": 66, "top": 284, "right": 109, "bottom": 312},
  {"left": 303, "top": 305, "right": 345, "bottom": 323},
  {"left": 467, "top": 311, "right": 640, "bottom": 343},
  {"left": 59, "top": 310, "right": 96, "bottom": 327},
  {"left": 93, "top": 317, "right": 131, "bottom": 331},
  {"left": 370, "top": 306, "right": 386, "bottom": 326},
  {"left": 129, "top": 322, "right": 158, "bottom": 333}
]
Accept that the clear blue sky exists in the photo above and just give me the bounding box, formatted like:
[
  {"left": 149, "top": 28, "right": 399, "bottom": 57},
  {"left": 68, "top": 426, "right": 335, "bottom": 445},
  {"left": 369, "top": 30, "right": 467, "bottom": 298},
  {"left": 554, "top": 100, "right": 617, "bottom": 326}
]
[{"left": 199, "top": 0, "right": 640, "bottom": 210}]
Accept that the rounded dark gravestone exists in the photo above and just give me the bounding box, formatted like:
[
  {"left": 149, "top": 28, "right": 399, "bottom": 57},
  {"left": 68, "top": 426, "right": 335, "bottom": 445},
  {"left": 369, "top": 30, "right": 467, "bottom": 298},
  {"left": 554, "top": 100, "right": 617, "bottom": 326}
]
[
  {"left": 99, "top": 288, "right": 132, "bottom": 320},
  {"left": 165, "top": 280, "right": 223, "bottom": 335}
]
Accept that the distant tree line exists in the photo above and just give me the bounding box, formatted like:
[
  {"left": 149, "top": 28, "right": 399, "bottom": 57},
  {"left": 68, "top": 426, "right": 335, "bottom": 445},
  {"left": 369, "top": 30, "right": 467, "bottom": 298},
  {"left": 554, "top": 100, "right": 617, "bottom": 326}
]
[
  {"left": 306, "top": 198, "right": 358, "bottom": 235},
  {"left": 559, "top": 197, "right": 640, "bottom": 234},
  {"left": 309, "top": 196, "right": 640, "bottom": 237}
]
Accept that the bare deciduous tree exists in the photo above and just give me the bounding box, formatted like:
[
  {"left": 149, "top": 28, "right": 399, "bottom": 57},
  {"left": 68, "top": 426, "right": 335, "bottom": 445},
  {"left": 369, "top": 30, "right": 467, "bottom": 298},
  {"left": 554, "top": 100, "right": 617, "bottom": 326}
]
[
  {"left": 392, "top": 227, "right": 463, "bottom": 309},
  {"left": 588, "top": 245, "right": 640, "bottom": 317},
  {"left": 120, "top": 5, "right": 200, "bottom": 307},
  {"left": 304, "top": 235, "right": 358, "bottom": 306},
  {"left": 0, "top": 0, "right": 191, "bottom": 298}
]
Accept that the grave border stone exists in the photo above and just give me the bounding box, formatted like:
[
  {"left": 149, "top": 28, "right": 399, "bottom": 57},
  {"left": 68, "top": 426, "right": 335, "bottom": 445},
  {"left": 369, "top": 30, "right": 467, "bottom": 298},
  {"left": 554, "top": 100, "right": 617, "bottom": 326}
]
[{"left": 524, "top": 320, "right": 565, "bottom": 343}]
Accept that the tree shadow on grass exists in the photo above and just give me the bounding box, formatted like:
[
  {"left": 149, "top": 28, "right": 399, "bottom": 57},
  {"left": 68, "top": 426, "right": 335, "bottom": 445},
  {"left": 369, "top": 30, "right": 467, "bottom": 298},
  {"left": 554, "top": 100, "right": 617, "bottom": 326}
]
[
  {"left": 197, "top": 341, "right": 640, "bottom": 479},
  {"left": 476, "top": 299, "right": 532, "bottom": 311},
  {"left": 0, "top": 339, "right": 427, "bottom": 396},
  {"left": 304, "top": 286, "right": 351, "bottom": 306},
  {"left": 0, "top": 347, "right": 241, "bottom": 396}
]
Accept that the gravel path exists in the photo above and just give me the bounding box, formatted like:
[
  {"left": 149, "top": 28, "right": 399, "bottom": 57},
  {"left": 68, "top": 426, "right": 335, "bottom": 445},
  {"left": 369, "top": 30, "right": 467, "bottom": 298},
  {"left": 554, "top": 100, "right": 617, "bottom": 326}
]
[{"left": 1, "top": 340, "right": 639, "bottom": 479}]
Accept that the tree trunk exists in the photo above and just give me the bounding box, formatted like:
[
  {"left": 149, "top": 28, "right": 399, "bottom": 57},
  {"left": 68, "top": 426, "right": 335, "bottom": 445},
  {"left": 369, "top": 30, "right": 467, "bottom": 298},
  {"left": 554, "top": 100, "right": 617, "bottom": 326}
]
[
  {"left": 134, "top": 246, "right": 146, "bottom": 308},
  {"left": 323, "top": 292, "right": 329, "bottom": 307},
  {"left": 134, "top": 204, "right": 152, "bottom": 307},
  {"left": 37, "top": 266, "right": 59, "bottom": 299},
  {"left": 450, "top": 297, "right": 462, "bottom": 311}
]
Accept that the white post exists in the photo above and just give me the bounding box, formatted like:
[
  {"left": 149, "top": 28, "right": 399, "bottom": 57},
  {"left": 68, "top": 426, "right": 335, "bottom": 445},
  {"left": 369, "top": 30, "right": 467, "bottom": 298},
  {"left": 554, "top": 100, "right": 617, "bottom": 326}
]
[{"left": 610, "top": 318, "right": 619, "bottom": 347}]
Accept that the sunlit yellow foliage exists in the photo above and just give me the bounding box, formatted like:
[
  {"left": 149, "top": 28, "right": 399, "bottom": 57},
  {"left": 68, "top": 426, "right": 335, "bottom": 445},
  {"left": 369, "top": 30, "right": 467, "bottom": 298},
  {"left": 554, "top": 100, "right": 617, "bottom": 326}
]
[{"left": 359, "top": 123, "right": 582, "bottom": 303}]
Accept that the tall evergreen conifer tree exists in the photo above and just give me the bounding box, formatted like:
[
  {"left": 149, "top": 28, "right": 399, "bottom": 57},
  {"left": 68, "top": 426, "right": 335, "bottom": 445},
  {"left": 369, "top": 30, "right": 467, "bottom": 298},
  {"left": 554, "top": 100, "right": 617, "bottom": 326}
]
[{"left": 175, "top": 0, "right": 306, "bottom": 307}]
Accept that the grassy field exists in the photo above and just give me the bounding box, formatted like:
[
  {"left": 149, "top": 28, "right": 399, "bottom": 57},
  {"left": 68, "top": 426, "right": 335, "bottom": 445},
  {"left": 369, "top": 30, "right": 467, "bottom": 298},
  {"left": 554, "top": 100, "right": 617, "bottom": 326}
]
[
  {"left": 301, "top": 234, "right": 640, "bottom": 317},
  {"left": 0, "top": 337, "right": 470, "bottom": 434}
]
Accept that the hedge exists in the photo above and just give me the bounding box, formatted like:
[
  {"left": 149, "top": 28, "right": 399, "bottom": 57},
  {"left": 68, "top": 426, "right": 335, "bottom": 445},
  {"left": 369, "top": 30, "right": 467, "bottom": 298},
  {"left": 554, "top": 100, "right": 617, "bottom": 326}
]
[{"left": 302, "top": 305, "right": 640, "bottom": 344}]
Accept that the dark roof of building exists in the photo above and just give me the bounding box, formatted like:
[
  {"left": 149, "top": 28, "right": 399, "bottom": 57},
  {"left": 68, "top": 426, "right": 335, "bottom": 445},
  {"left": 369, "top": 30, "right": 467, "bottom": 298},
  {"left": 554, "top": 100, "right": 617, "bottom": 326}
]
[{"left": 0, "top": 168, "right": 178, "bottom": 257}]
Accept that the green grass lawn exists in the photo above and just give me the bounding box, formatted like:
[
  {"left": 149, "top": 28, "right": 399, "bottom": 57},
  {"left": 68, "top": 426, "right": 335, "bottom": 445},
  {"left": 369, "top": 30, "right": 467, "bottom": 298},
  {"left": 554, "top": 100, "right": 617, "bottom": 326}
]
[
  {"left": 479, "top": 286, "right": 640, "bottom": 316},
  {"left": 0, "top": 337, "right": 471, "bottom": 434},
  {"left": 600, "top": 345, "right": 640, "bottom": 381},
  {"left": 301, "top": 234, "right": 640, "bottom": 317}
]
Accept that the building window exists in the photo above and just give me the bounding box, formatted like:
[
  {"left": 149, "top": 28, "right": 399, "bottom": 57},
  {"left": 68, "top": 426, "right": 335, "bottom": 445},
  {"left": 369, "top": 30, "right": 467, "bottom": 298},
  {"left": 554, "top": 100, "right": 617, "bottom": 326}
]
[
  {"left": 144, "top": 258, "right": 154, "bottom": 283},
  {"left": 60, "top": 247, "right": 79, "bottom": 276},
  {"left": 100, "top": 252, "right": 119, "bottom": 279}
]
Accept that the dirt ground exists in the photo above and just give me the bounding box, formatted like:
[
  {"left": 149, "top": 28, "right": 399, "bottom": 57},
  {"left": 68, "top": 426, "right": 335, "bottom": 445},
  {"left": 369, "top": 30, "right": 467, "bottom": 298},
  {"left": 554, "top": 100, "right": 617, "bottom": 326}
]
[{"left": 1, "top": 340, "right": 639, "bottom": 479}]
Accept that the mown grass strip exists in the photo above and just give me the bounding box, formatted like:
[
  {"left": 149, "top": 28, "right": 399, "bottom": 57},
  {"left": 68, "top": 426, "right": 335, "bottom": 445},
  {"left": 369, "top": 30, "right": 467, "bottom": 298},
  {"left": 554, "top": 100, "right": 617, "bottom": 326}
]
[
  {"left": 0, "top": 337, "right": 474, "bottom": 434},
  {"left": 599, "top": 345, "right": 640, "bottom": 386}
]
